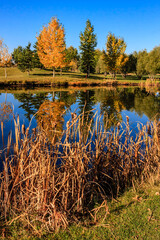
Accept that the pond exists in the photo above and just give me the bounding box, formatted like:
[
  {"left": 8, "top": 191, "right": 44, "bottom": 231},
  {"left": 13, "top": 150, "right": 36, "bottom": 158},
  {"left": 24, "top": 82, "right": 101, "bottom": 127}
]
[{"left": 0, "top": 86, "right": 160, "bottom": 149}]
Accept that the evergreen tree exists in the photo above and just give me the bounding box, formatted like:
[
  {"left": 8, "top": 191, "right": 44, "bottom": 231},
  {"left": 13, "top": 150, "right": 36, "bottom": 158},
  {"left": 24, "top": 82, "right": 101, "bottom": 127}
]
[
  {"left": 32, "top": 42, "right": 44, "bottom": 69},
  {"left": 12, "top": 46, "right": 23, "bottom": 65},
  {"left": 18, "top": 43, "right": 33, "bottom": 74},
  {"left": 79, "top": 20, "right": 97, "bottom": 77},
  {"left": 12, "top": 43, "right": 33, "bottom": 75}
]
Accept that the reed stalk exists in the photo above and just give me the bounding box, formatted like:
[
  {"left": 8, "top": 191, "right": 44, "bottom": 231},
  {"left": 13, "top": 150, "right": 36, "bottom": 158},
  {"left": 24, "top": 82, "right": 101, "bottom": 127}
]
[{"left": 0, "top": 113, "right": 159, "bottom": 235}]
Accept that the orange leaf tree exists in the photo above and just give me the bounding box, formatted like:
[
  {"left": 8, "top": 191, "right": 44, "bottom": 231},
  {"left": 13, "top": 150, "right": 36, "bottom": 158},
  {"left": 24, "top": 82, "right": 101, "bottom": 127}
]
[
  {"left": 37, "top": 18, "right": 66, "bottom": 77},
  {"left": 0, "top": 39, "right": 12, "bottom": 78}
]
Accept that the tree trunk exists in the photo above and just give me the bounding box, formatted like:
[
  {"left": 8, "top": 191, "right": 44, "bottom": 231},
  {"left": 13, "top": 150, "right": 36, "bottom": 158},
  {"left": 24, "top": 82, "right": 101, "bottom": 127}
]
[
  {"left": 53, "top": 68, "right": 55, "bottom": 77},
  {"left": 113, "top": 72, "right": 116, "bottom": 79},
  {"left": 4, "top": 67, "right": 7, "bottom": 79},
  {"left": 5, "top": 92, "right": 7, "bottom": 103},
  {"left": 121, "top": 72, "right": 127, "bottom": 78},
  {"left": 52, "top": 91, "right": 55, "bottom": 100},
  {"left": 87, "top": 66, "right": 90, "bottom": 78},
  {"left": 60, "top": 68, "right": 62, "bottom": 76}
]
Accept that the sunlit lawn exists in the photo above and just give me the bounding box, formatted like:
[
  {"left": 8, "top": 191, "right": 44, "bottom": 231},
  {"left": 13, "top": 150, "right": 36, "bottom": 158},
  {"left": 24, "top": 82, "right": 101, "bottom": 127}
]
[{"left": 0, "top": 67, "right": 147, "bottom": 84}]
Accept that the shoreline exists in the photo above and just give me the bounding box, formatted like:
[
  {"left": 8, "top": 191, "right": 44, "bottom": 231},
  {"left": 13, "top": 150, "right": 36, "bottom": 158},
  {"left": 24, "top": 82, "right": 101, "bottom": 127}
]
[{"left": 0, "top": 79, "right": 159, "bottom": 89}]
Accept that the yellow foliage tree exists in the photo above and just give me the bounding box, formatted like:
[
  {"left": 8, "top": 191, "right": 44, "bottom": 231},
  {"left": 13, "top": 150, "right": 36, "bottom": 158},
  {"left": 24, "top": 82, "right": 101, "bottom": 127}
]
[
  {"left": 69, "top": 59, "right": 79, "bottom": 72},
  {"left": 37, "top": 18, "right": 66, "bottom": 77},
  {"left": 0, "top": 39, "right": 12, "bottom": 78},
  {"left": 103, "top": 33, "right": 128, "bottom": 78}
]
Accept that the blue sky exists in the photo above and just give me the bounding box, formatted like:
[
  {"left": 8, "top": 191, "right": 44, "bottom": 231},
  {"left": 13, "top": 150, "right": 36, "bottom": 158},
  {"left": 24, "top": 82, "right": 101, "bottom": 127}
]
[{"left": 1, "top": 0, "right": 160, "bottom": 54}]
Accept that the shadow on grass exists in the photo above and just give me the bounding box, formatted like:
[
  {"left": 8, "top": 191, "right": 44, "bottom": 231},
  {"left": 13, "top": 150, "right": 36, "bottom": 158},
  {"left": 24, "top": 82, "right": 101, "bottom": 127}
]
[
  {"left": 64, "top": 73, "right": 107, "bottom": 80},
  {"left": 31, "top": 71, "right": 142, "bottom": 81},
  {"left": 31, "top": 71, "right": 106, "bottom": 80},
  {"left": 32, "top": 73, "right": 53, "bottom": 77},
  {"left": 116, "top": 74, "right": 140, "bottom": 81},
  {"left": 110, "top": 201, "right": 135, "bottom": 214}
]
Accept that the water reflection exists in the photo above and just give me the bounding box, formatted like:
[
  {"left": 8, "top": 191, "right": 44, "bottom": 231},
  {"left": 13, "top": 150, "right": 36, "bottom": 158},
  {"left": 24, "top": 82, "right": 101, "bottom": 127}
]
[
  {"left": 13, "top": 93, "right": 49, "bottom": 121},
  {"left": 0, "top": 87, "right": 159, "bottom": 149},
  {"left": 13, "top": 87, "right": 160, "bottom": 124},
  {"left": 37, "top": 100, "right": 65, "bottom": 143}
]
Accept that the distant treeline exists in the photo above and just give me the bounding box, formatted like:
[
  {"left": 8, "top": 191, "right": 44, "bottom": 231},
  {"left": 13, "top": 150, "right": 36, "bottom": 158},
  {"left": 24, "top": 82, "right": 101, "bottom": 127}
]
[{"left": 1, "top": 18, "right": 160, "bottom": 79}]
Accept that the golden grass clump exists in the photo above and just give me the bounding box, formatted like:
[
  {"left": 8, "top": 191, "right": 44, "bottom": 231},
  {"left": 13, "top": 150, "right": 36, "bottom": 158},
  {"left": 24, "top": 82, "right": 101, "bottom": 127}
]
[{"left": 0, "top": 112, "right": 159, "bottom": 235}]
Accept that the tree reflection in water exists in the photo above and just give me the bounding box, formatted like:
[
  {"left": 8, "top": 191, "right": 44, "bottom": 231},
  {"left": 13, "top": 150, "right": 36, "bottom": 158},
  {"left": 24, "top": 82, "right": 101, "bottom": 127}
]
[
  {"left": 37, "top": 100, "right": 65, "bottom": 143},
  {"left": 0, "top": 93, "right": 13, "bottom": 146},
  {"left": 14, "top": 93, "right": 49, "bottom": 121},
  {"left": 12, "top": 87, "right": 160, "bottom": 132}
]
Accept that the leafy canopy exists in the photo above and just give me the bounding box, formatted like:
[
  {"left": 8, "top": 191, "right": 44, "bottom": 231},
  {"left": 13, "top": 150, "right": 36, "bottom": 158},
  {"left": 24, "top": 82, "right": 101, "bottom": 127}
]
[
  {"left": 0, "top": 39, "right": 12, "bottom": 78},
  {"left": 145, "top": 46, "right": 160, "bottom": 79},
  {"left": 103, "top": 33, "right": 127, "bottom": 77},
  {"left": 37, "top": 18, "right": 66, "bottom": 76},
  {"left": 136, "top": 50, "right": 148, "bottom": 78},
  {"left": 0, "top": 39, "right": 12, "bottom": 67}
]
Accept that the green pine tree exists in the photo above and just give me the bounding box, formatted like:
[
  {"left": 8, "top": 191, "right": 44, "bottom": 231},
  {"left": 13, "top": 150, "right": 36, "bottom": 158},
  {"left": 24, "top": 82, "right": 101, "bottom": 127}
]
[
  {"left": 79, "top": 20, "right": 97, "bottom": 77},
  {"left": 12, "top": 46, "right": 23, "bottom": 65},
  {"left": 18, "top": 43, "right": 33, "bottom": 75},
  {"left": 32, "top": 42, "right": 44, "bottom": 69}
]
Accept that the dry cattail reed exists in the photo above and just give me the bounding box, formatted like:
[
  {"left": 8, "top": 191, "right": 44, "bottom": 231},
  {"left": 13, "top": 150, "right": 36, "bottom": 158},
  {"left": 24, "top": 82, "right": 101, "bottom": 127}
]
[{"left": 0, "top": 112, "right": 159, "bottom": 235}]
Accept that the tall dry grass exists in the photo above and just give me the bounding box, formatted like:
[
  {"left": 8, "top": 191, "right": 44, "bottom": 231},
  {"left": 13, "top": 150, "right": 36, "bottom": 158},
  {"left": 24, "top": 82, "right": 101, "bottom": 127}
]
[{"left": 0, "top": 112, "right": 160, "bottom": 235}]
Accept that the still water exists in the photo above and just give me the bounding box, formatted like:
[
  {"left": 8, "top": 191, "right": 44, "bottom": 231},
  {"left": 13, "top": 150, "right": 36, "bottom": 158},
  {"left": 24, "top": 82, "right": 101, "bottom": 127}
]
[{"left": 0, "top": 87, "right": 160, "bottom": 148}]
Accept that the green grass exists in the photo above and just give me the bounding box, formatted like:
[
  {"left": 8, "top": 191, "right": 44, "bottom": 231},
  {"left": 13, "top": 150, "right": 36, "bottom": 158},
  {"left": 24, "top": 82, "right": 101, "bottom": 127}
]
[
  {"left": 0, "top": 67, "right": 153, "bottom": 86},
  {"left": 2, "top": 180, "right": 160, "bottom": 240},
  {"left": 44, "top": 181, "right": 160, "bottom": 240}
]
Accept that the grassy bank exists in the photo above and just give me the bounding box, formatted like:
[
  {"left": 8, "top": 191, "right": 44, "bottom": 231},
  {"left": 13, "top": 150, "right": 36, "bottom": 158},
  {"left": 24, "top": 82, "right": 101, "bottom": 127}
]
[
  {"left": 6, "top": 181, "right": 159, "bottom": 240},
  {"left": 0, "top": 67, "right": 159, "bottom": 88},
  {"left": 52, "top": 181, "right": 160, "bottom": 240},
  {"left": 0, "top": 111, "right": 160, "bottom": 239}
]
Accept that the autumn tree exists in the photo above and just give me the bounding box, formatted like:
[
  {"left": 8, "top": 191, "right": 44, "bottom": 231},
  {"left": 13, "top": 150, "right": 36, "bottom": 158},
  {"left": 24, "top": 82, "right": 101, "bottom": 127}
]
[
  {"left": 79, "top": 20, "right": 97, "bottom": 77},
  {"left": 0, "top": 39, "right": 12, "bottom": 78},
  {"left": 118, "top": 53, "right": 130, "bottom": 78},
  {"left": 103, "top": 33, "right": 127, "bottom": 78},
  {"left": 37, "top": 18, "right": 66, "bottom": 77}
]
